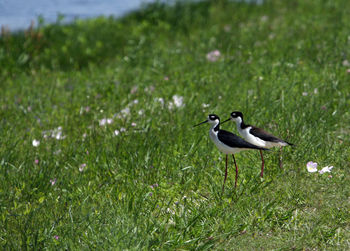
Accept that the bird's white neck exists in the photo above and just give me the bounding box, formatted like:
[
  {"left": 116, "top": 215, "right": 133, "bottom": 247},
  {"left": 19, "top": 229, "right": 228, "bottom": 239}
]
[
  {"left": 209, "top": 120, "right": 220, "bottom": 135},
  {"left": 235, "top": 117, "right": 243, "bottom": 129}
]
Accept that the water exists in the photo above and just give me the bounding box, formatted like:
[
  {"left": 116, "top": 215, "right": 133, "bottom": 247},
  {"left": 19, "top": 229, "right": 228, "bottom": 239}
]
[{"left": 0, "top": 0, "right": 156, "bottom": 31}]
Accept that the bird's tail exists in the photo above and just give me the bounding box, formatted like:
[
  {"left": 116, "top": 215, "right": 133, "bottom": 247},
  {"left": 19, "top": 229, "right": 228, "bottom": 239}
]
[{"left": 285, "top": 141, "right": 295, "bottom": 147}]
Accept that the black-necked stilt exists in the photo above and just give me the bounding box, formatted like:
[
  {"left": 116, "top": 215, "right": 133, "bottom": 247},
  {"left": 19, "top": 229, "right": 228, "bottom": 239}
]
[
  {"left": 221, "top": 111, "right": 293, "bottom": 177},
  {"left": 194, "top": 114, "right": 269, "bottom": 191}
]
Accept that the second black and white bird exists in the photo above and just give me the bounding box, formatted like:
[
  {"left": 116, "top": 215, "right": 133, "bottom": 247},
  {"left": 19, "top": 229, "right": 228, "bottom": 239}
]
[
  {"left": 221, "top": 111, "right": 293, "bottom": 177},
  {"left": 194, "top": 114, "right": 268, "bottom": 191}
]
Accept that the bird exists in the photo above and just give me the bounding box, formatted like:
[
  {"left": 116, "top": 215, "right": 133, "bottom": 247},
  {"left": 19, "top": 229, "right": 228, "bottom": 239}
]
[
  {"left": 194, "top": 114, "right": 269, "bottom": 191},
  {"left": 221, "top": 111, "right": 293, "bottom": 177}
]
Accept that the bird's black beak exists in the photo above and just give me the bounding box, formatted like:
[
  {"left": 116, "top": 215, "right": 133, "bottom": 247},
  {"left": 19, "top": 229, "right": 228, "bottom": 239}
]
[
  {"left": 193, "top": 120, "right": 208, "bottom": 127},
  {"left": 220, "top": 118, "right": 231, "bottom": 124}
]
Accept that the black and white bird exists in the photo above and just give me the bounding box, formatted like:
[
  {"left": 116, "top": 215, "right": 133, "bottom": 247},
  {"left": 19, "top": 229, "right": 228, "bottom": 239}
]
[
  {"left": 221, "top": 111, "right": 293, "bottom": 177},
  {"left": 194, "top": 114, "right": 269, "bottom": 191}
]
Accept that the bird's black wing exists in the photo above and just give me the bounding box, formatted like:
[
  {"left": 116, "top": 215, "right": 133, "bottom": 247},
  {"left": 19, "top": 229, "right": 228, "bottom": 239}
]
[
  {"left": 218, "top": 130, "right": 268, "bottom": 150},
  {"left": 249, "top": 126, "right": 284, "bottom": 143}
]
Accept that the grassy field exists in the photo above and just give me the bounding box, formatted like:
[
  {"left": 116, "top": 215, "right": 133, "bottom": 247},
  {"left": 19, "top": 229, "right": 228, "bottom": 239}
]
[{"left": 1, "top": 0, "right": 350, "bottom": 249}]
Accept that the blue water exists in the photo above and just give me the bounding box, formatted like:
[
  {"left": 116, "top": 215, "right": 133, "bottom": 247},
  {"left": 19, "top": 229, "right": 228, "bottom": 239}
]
[{"left": 0, "top": 0, "right": 155, "bottom": 31}]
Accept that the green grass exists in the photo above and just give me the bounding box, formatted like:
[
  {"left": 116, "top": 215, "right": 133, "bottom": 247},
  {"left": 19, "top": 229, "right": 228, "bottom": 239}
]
[{"left": 1, "top": 0, "right": 350, "bottom": 249}]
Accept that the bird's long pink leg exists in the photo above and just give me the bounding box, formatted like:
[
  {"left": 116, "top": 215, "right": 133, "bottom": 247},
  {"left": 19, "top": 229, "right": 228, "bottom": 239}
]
[
  {"left": 222, "top": 154, "right": 228, "bottom": 192},
  {"left": 279, "top": 146, "right": 283, "bottom": 169},
  {"left": 232, "top": 154, "right": 238, "bottom": 188},
  {"left": 260, "top": 150, "right": 265, "bottom": 177}
]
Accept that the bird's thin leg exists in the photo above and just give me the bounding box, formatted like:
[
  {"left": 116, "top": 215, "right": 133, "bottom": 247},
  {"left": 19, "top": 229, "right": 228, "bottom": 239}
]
[
  {"left": 232, "top": 154, "right": 238, "bottom": 188},
  {"left": 260, "top": 150, "right": 264, "bottom": 177},
  {"left": 279, "top": 146, "right": 283, "bottom": 169},
  {"left": 222, "top": 154, "right": 228, "bottom": 193}
]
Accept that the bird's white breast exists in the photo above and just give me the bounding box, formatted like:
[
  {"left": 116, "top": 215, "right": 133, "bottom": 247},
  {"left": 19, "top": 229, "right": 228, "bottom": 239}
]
[
  {"left": 209, "top": 128, "right": 243, "bottom": 154},
  {"left": 238, "top": 126, "right": 268, "bottom": 148},
  {"left": 237, "top": 126, "right": 286, "bottom": 148}
]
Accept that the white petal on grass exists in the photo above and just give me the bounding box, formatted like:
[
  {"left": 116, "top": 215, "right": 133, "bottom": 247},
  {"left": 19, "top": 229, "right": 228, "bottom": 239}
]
[
  {"left": 131, "top": 86, "right": 138, "bottom": 94},
  {"left": 99, "top": 118, "right": 107, "bottom": 126},
  {"left": 114, "top": 127, "right": 126, "bottom": 136},
  {"left": 53, "top": 131, "right": 64, "bottom": 140},
  {"left": 79, "top": 163, "right": 86, "bottom": 172},
  {"left": 113, "top": 107, "right": 131, "bottom": 119},
  {"left": 145, "top": 85, "right": 155, "bottom": 93},
  {"left": 206, "top": 50, "right": 221, "bottom": 62},
  {"left": 32, "top": 139, "right": 40, "bottom": 147},
  {"left": 99, "top": 118, "right": 113, "bottom": 126},
  {"left": 173, "top": 95, "right": 184, "bottom": 107},
  {"left": 224, "top": 25, "right": 231, "bottom": 32},
  {"left": 306, "top": 161, "right": 318, "bottom": 173},
  {"left": 319, "top": 166, "right": 334, "bottom": 174},
  {"left": 342, "top": 59, "right": 350, "bottom": 66},
  {"left": 50, "top": 178, "right": 56, "bottom": 186},
  {"left": 168, "top": 95, "right": 184, "bottom": 110},
  {"left": 54, "top": 149, "right": 62, "bottom": 155},
  {"left": 120, "top": 107, "right": 130, "bottom": 116},
  {"left": 154, "top": 97, "right": 165, "bottom": 105},
  {"left": 138, "top": 109, "right": 144, "bottom": 115},
  {"left": 51, "top": 127, "right": 66, "bottom": 140}
]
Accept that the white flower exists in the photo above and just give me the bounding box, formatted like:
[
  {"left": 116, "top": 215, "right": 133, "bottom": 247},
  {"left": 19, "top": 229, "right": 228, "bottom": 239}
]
[
  {"left": 201, "top": 103, "right": 210, "bottom": 108},
  {"left": 51, "top": 126, "right": 65, "bottom": 140},
  {"left": 99, "top": 118, "right": 107, "bottom": 126},
  {"left": 224, "top": 25, "right": 231, "bottom": 32},
  {"left": 131, "top": 86, "right": 138, "bottom": 94},
  {"left": 206, "top": 50, "right": 221, "bottom": 62},
  {"left": 79, "top": 163, "right": 86, "bottom": 172},
  {"left": 145, "top": 85, "right": 155, "bottom": 93},
  {"left": 342, "top": 59, "right": 350, "bottom": 66},
  {"left": 53, "top": 149, "right": 61, "bottom": 155},
  {"left": 154, "top": 97, "right": 164, "bottom": 105},
  {"left": 168, "top": 102, "right": 174, "bottom": 110},
  {"left": 138, "top": 109, "right": 144, "bottom": 115},
  {"left": 32, "top": 139, "right": 40, "bottom": 147},
  {"left": 172, "top": 95, "right": 184, "bottom": 108},
  {"left": 307, "top": 161, "right": 318, "bottom": 173},
  {"left": 260, "top": 15, "right": 268, "bottom": 22},
  {"left": 114, "top": 128, "right": 126, "bottom": 136},
  {"left": 319, "top": 166, "right": 334, "bottom": 174},
  {"left": 120, "top": 107, "right": 130, "bottom": 117},
  {"left": 50, "top": 178, "right": 56, "bottom": 186},
  {"left": 131, "top": 122, "right": 137, "bottom": 127},
  {"left": 114, "top": 107, "right": 131, "bottom": 119},
  {"left": 99, "top": 118, "right": 113, "bottom": 126}
]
